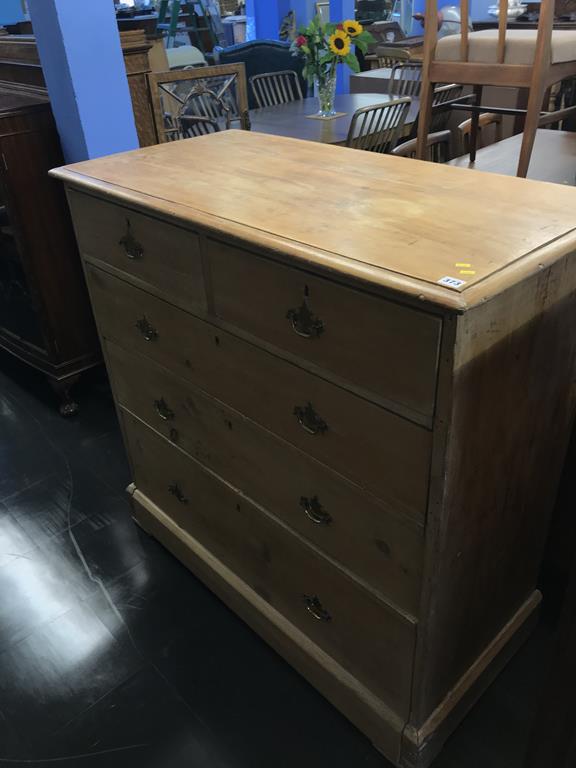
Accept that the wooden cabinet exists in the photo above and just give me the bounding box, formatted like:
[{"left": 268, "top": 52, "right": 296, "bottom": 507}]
[
  {"left": 0, "top": 83, "right": 99, "bottom": 413},
  {"left": 53, "top": 131, "right": 576, "bottom": 767}
]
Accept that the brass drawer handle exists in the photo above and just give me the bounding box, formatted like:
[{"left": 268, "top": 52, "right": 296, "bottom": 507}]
[
  {"left": 119, "top": 219, "right": 144, "bottom": 260},
  {"left": 168, "top": 483, "right": 188, "bottom": 504},
  {"left": 154, "top": 397, "right": 175, "bottom": 421},
  {"left": 300, "top": 496, "right": 332, "bottom": 526},
  {"left": 286, "top": 301, "right": 324, "bottom": 339},
  {"left": 135, "top": 316, "right": 158, "bottom": 342},
  {"left": 294, "top": 402, "right": 327, "bottom": 435},
  {"left": 303, "top": 594, "right": 331, "bottom": 622}
]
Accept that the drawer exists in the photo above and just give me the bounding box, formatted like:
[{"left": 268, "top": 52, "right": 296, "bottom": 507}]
[
  {"left": 107, "top": 341, "right": 424, "bottom": 615},
  {"left": 67, "top": 189, "right": 205, "bottom": 312},
  {"left": 123, "top": 410, "right": 416, "bottom": 717},
  {"left": 88, "top": 267, "right": 431, "bottom": 521},
  {"left": 208, "top": 239, "right": 441, "bottom": 418}
]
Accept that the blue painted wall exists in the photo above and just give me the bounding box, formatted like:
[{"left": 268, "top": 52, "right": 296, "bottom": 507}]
[
  {"left": 28, "top": 0, "right": 138, "bottom": 163},
  {"left": 0, "top": 0, "right": 25, "bottom": 25},
  {"left": 470, "top": 0, "right": 495, "bottom": 20}
]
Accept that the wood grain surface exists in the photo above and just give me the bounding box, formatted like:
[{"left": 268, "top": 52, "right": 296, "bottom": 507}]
[{"left": 51, "top": 130, "right": 576, "bottom": 307}]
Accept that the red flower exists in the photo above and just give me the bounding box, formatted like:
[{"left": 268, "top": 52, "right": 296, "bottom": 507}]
[
  {"left": 295, "top": 35, "right": 307, "bottom": 47},
  {"left": 337, "top": 23, "right": 344, "bottom": 29}
]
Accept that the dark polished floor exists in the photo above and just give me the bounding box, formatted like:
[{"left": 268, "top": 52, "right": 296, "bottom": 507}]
[{"left": 0, "top": 352, "right": 561, "bottom": 768}]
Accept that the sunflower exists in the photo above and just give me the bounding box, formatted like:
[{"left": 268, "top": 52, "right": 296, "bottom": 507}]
[
  {"left": 329, "top": 29, "right": 351, "bottom": 56},
  {"left": 342, "top": 19, "right": 363, "bottom": 37}
]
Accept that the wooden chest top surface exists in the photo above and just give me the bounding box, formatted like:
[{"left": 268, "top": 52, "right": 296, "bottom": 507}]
[{"left": 52, "top": 130, "right": 576, "bottom": 310}]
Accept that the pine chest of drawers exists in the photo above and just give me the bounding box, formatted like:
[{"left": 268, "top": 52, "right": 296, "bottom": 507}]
[{"left": 52, "top": 131, "right": 576, "bottom": 767}]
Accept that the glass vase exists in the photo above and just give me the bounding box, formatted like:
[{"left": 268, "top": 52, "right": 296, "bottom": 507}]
[{"left": 315, "top": 70, "right": 337, "bottom": 118}]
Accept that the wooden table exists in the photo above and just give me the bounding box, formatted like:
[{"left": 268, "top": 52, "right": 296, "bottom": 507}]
[
  {"left": 249, "top": 93, "right": 420, "bottom": 145},
  {"left": 351, "top": 67, "right": 414, "bottom": 95},
  {"left": 448, "top": 129, "right": 576, "bottom": 185}
]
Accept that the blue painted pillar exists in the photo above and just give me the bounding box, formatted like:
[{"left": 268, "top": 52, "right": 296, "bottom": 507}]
[
  {"left": 330, "top": 0, "right": 354, "bottom": 93},
  {"left": 246, "top": 0, "right": 286, "bottom": 40},
  {"left": 291, "top": 0, "right": 314, "bottom": 27},
  {"left": 27, "top": 0, "right": 138, "bottom": 163}
]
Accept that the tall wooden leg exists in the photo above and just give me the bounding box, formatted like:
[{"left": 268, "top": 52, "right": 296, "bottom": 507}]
[
  {"left": 469, "top": 85, "right": 483, "bottom": 163},
  {"left": 517, "top": 82, "right": 546, "bottom": 177},
  {"left": 50, "top": 373, "right": 81, "bottom": 417},
  {"left": 416, "top": 77, "right": 435, "bottom": 161}
]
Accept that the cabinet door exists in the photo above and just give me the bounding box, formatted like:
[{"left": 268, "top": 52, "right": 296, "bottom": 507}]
[{"left": 0, "top": 167, "right": 44, "bottom": 349}]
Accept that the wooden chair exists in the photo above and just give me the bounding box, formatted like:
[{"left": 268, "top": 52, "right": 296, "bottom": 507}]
[
  {"left": 214, "top": 40, "right": 307, "bottom": 109},
  {"left": 416, "top": 0, "right": 576, "bottom": 176},
  {"left": 370, "top": 46, "right": 411, "bottom": 70},
  {"left": 250, "top": 70, "right": 303, "bottom": 108},
  {"left": 392, "top": 130, "right": 452, "bottom": 162},
  {"left": 458, "top": 112, "right": 503, "bottom": 154},
  {"left": 430, "top": 82, "right": 464, "bottom": 131},
  {"left": 346, "top": 98, "right": 412, "bottom": 154},
  {"left": 361, "top": 20, "right": 406, "bottom": 69},
  {"left": 389, "top": 62, "right": 423, "bottom": 97},
  {"left": 147, "top": 63, "right": 250, "bottom": 143}
]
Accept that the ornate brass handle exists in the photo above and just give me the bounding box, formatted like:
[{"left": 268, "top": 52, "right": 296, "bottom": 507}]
[
  {"left": 119, "top": 219, "right": 144, "bottom": 260},
  {"left": 135, "top": 316, "right": 158, "bottom": 342},
  {"left": 303, "top": 594, "right": 331, "bottom": 622},
  {"left": 154, "top": 397, "right": 174, "bottom": 421},
  {"left": 168, "top": 483, "right": 188, "bottom": 504},
  {"left": 294, "top": 402, "right": 327, "bottom": 435},
  {"left": 300, "top": 496, "right": 332, "bottom": 526},
  {"left": 286, "top": 301, "right": 324, "bottom": 339}
]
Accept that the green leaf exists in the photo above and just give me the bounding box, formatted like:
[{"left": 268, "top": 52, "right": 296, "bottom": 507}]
[
  {"left": 345, "top": 54, "right": 360, "bottom": 73},
  {"left": 357, "top": 30, "right": 376, "bottom": 44},
  {"left": 354, "top": 39, "right": 369, "bottom": 54}
]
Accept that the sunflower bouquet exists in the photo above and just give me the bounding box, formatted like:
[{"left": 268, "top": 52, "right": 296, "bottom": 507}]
[{"left": 291, "top": 16, "right": 374, "bottom": 117}]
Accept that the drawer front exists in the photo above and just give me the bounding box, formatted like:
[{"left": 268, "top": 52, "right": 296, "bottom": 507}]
[
  {"left": 208, "top": 239, "right": 441, "bottom": 418},
  {"left": 107, "top": 341, "right": 424, "bottom": 614},
  {"left": 68, "top": 189, "right": 205, "bottom": 311},
  {"left": 123, "top": 411, "right": 416, "bottom": 716},
  {"left": 88, "top": 267, "right": 431, "bottom": 521}
]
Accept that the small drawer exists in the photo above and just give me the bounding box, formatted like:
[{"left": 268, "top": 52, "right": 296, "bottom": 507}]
[
  {"left": 123, "top": 411, "right": 416, "bottom": 717},
  {"left": 107, "top": 341, "right": 424, "bottom": 615},
  {"left": 208, "top": 239, "right": 441, "bottom": 418},
  {"left": 87, "top": 267, "right": 431, "bottom": 521},
  {"left": 67, "top": 189, "right": 206, "bottom": 312}
]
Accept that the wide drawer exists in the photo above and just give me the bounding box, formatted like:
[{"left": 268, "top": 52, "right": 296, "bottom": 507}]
[
  {"left": 67, "top": 189, "right": 206, "bottom": 312},
  {"left": 123, "top": 410, "right": 416, "bottom": 717},
  {"left": 88, "top": 267, "right": 431, "bottom": 521},
  {"left": 107, "top": 340, "right": 424, "bottom": 614},
  {"left": 208, "top": 239, "right": 442, "bottom": 418}
]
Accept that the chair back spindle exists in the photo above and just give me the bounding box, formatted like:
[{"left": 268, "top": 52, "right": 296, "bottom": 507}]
[
  {"left": 431, "top": 83, "right": 464, "bottom": 131},
  {"left": 389, "top": 63, "right": 423, "bottom": 97},
  {"left": 250, "top": 71, "right": 303, "bottom": 108},
  {"left": 346, "top": 98, "right": 411, "bottom": 154},
  {"left": 497, "top": 0, "right": 507, "bottom": 63},
  {"left": 460, "top": 0, "right": 470, "bottom": 60}
]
